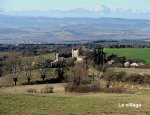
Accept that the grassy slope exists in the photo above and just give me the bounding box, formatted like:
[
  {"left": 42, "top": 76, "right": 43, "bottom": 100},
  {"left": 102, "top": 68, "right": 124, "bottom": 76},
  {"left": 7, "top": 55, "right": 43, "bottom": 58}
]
[
  {"left": 0, "top": 90, "right": 149, "bottom": 115},
  {"left": 0, "top": 52, "right": 56, "bottom": 87},
  {"left": 104, "top": 48, "right": 150, "bottom": 63},
  {"left": 0, "top": 68, "right": 57, "bottom": 87},
  {"left": 22, "top": 53, "right": 56, "bottom": 63}
]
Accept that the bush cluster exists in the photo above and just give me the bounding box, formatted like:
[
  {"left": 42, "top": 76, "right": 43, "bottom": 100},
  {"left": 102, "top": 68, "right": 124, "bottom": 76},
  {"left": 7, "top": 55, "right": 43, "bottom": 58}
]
[
  {"left": 40, "top": 86, "right": 54, "bottom": 94},
  {"left": 27, "top": 88, "right": 37, "bottom": 93},
  {"left": 65, "top": 84, "right": 127, "bottom": 93},
  {"left": 27, "top": 86, "right": 54, "bottom": 94},
  {"left": 65, "top": 84, "right": 100, "bottom": 93},
  {"left": 103, "top": 70, "right": 150, "bottom": 84}
]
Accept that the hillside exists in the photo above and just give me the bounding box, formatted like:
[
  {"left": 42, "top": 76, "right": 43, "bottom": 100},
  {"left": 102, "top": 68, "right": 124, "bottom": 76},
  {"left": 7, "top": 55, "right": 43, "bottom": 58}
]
[{"left": 0, "top": 16, "right": 150, "bottom": 43}]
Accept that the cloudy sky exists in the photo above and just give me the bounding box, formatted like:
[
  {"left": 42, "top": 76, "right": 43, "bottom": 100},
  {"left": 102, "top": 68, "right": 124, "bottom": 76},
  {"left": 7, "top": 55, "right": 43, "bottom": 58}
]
[{"left": 0, "top": 0, "right": 150, "bottom": 19}]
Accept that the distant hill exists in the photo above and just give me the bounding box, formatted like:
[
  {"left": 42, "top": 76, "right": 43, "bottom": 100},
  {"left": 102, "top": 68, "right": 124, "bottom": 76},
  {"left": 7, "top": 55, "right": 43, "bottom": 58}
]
[{"left": 0, "top": 15, "right": 150, "bottom": 44}]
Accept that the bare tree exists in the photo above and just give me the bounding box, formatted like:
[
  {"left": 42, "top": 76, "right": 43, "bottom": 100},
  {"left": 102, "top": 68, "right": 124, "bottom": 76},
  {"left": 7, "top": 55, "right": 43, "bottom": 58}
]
[
  {"left": 24, "top": 65, "right": 32, "bottom": 84},
  {"left": 40, "top": 69, "right": 46, "bottom": 82},
  {"left": 23, "top": 58, "right": 32, "bottom": 84},
  {"left": 6, "top": 52, "right": 22, "bottom": 86},
  {"left": 3, "top": 52, "right": 21, "bottom": 76},
  {"left": 12, "top": 65, "right": 20, "bottom": 86},
  {"left": 39, "top": 57, "right": 46, "bottom": 82},
  {"left": 66, "top": 63, "right": 90, "bottom": 86}
]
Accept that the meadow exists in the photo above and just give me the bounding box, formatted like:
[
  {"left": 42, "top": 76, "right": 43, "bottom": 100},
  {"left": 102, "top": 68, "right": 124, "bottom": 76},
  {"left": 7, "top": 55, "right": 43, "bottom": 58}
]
[
  {"left": 104, "top": 48, "right": 150, "bottom": 64},
  {"left": 0, "top": 49, "right": 150, "bottom": 115},
  {"left": 0, "top": 52, "right": 56, "bottom": 87},
  {"left": 0, "top": 84, "right": 150, "bottom": 115},
  {"left": 0, "top": 68, "right": 57, "bottom": 87}
]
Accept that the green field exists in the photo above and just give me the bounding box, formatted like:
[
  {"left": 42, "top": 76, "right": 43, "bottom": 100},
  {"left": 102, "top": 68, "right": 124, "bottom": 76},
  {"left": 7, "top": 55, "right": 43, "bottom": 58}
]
[
  {"left": 0, "top": 87, "right": 149, "bottom": 115},
  {"left": 104, "top": 48, "right": 150, "bottom": 63}
]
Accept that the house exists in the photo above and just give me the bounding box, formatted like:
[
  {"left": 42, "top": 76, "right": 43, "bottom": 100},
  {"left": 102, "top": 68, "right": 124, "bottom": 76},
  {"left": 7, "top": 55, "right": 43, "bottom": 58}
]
[
  {"left": 51, "top": 53, "right": 64, "bottom": 67},
  {"left": 130, "top": 62, "right": 139, "bottom": 68},
  {"left": 77, "top": 56, "right": 87, "bottom": 62},
  {"left": 137, "top": 63, "right": 145, "bottom": 67},
  {"left": 72, "top": 48, "right": 87, "bottom": 63},
  {"left": 72, "top": 48, "right": 80, "bottom": 58},
  {"left": 124, "top": 61, "right": 130, "bottom": 68},
  {"left": 107, "top": 60, "right": 115, "bottom": 65}
]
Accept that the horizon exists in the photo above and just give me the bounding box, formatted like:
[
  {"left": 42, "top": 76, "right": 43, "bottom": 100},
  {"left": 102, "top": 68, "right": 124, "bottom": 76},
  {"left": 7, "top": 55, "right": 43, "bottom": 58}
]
[{"left": 0, "top": 0, "right": 150, "bottom": 19}]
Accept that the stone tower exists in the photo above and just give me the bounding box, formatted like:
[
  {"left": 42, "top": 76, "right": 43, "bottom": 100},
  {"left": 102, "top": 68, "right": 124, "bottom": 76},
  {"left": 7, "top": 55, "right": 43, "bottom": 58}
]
[{"left": 72, "top": 48, "right": 79, "bottom": 58}]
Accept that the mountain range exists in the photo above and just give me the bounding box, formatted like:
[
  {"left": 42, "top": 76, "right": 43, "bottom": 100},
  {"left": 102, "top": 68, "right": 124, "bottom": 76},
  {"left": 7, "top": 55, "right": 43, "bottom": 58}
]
[
  {"left": 1, "top": 6, "right": 150, "bottom": 19},
  {"left": 0, "top": 13, "right": 150, "bottom": 44}
]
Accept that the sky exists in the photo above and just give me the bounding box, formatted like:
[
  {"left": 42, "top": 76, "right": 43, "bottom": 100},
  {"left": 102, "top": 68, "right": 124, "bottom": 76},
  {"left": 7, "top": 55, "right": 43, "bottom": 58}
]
[
  {"left": 0, "top": 0, "right": 150, "bottom": 19},
  {"left": 0, "top": 0, "right": 150, "bottom": 11}
]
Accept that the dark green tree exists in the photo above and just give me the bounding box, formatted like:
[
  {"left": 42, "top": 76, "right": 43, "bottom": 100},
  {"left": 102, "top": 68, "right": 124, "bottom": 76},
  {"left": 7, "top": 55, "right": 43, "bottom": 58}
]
[
  {"left": 56, "top": 68, "right": 64, "bottom": 81},
  {"left": 93, "top": 48, "right": 105, "bottom": 65}
]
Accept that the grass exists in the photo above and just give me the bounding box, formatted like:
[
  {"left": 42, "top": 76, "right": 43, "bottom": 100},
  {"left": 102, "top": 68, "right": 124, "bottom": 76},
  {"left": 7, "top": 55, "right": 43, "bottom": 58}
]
[
  {"left": 0, "top": 68, "right": 57, "bottom": 87},
  {"left": 104, "top": 48, "right": 150, "bottom": 63},
  {"left": 0, "top": 50, "right": 150, "bottom": 114},
  {"left": 22, "top": 52, "right": 56, "bottom": 64},
  {"left": 0, "top": 88, "right": 149, "bottom": 115},
  {"left": 112, "top": 67, "right": 150, "bottom": 75},
  {"left": 0, "top": 52, "right": 56, "bottom": 87}
]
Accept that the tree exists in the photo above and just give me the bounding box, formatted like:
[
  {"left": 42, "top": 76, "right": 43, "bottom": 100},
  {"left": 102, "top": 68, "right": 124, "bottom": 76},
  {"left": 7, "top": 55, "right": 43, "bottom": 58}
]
[
  {"left": 66, "top": 63, "right": 90, "bottom": 86},
  {"left": 56, "top": 68, "right": 64, "bottom": 81},
  {"left": 93, "top": 48, "right": 105, "bottom": 66},
  {"left": 2, "top": 52, "right": 21, "bottom": 76},
  {"left": 22, "top": 58, "right": 33, "bottom": 84},
  {"left": 24, "top": 65, "right": 32, "bottom": 84},
  {"left": 12, "top": 65, "right": 20, "bottom": 86},
  {"left": 39, "top": 57, "right": 47, "bottom": 82},
  {"left": 40, "top": 69, "right": 46, "bottom": 82}
]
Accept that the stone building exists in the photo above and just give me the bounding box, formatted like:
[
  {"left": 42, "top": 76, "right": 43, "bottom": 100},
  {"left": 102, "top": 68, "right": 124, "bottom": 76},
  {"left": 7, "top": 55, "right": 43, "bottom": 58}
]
[{"left": 72, "top": 48, "right": 87, "bottom": 63}]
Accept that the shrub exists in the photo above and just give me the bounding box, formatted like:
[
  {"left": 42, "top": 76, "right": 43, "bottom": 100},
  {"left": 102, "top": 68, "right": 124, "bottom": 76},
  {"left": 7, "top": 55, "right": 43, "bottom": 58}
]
[
  {"left": 102, "top": 88, "right": 127, "bottom": 93},
  {"left": 66, "top": 63, "right": 91, "bottom": 86},
  {"left": 143, "top": 74, "right": 150, "bottom": 83},
  {"left": 115, "top": 72, "right": 127, "bottom": 82},
  {"left": 102, "top": 69, "right": 115, "bottom": 81},
  {"left": 65, "top": 84, "right": 127, "bottom": 94},
  {"left": 103, "top": 70, "right": 150, "bottom": 84},
  {"left": 127, "top": 74, "right": 143, "bottom": 84},
  {"left": 40, "top": 86, "right": 54, "bottom": 94},
  {"left": 27, "top": 88, "right": 37, "bottom": 93},
  {"left": 65, "top": 83, "right": 100, "bottom": 93}
]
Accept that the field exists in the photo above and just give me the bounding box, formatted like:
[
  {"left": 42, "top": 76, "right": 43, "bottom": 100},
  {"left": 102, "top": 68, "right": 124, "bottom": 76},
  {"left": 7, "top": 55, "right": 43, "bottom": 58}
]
[
  {"left": 104, "top": 48, "right": 150, "bottom": 64},
  {"left": 0, "top": 84, "right": 150, "bottom": 115},
  {"left": 0, "top": 52, "right": 56, "bottom": 87},
  {"left": 0, "top": 68, "right": 57, "bottom": 87},
  {"left": 112, "top": 67, "right": 150, "bottom": 75},
  {"left": 0, "top": 49, "right": 150, "bottom": 114}
]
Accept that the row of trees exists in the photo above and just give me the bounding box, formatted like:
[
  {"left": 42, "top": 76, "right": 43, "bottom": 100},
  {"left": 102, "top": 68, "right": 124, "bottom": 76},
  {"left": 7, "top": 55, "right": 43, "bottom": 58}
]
[{"left": 11, "top": 64, "right": 64, "bottom": 86}]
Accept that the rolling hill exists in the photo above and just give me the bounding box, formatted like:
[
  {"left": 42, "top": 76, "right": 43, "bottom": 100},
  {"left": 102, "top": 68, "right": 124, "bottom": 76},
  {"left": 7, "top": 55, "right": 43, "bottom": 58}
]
[{"left": 0, "top": 15, "right": 150, "bottom": 44}]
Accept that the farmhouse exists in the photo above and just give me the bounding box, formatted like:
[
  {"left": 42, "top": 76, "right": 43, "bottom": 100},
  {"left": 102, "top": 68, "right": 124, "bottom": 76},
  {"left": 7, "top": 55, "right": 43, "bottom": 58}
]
[
  {"left": 131, "top": 62, "right": 139, "bottom": 68},
  {"left": 72, "top": 48, "right": 80, "bottom": 58},
  {"left": 72, "top": 48, "right": 87, "bottom": 62},
  {"left": 124, "top": 61, "right": 130, "bottom": 68},
  {"left": 107, "top": 59, "right": 115, "bottom": 65},
  {"left": 51, "top": 53, "right": 64, "bottom": 66}
]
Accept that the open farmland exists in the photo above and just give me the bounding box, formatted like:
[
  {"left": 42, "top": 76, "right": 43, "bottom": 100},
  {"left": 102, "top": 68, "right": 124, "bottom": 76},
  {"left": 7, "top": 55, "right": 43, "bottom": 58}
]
[
  {"left": 104, "top": 48, "right": 150, "bottom": 64},
  {"left": 0, "top": 84, "right": 149, "bottom": 115}
]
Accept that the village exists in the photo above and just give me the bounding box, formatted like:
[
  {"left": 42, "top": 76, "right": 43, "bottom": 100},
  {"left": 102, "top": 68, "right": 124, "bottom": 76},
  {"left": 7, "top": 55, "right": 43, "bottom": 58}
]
[{"left": 0, "top": 0, "right": 150, "bottom": 114}]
